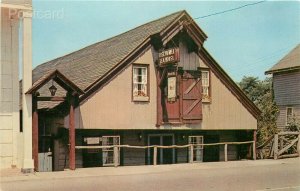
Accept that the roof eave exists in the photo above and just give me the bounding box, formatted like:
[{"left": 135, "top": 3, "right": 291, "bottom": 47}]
[{"left": 265, "top": 66, "right": 300, "bottom": 75}]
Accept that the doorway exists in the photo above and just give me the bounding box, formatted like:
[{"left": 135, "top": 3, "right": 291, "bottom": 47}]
[{"left": 148, "top": 134, "right": 175, "bottom": 165}]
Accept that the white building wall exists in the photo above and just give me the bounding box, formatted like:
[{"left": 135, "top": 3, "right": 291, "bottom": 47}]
[
  {"left": 1, "top": 4, "right": 33, "bottom": 170},
  {"left": 0, "top": 8, "right": 20, "bottom": 169}
]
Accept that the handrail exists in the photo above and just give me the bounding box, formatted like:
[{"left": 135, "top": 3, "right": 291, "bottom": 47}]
[
  {"left": 75, "top": 141, "right": 254, "bottom": 149},
  {"left": 256, "top": 135, "right": 274, "bottom": 149}
]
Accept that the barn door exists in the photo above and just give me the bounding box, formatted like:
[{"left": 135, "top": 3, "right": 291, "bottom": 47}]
[{"left": 181, "top": 72, "right": 202, "bottom": 123}]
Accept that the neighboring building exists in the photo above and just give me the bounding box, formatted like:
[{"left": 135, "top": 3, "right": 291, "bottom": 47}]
[
  {"left": 0, "top": 0, "right": 34, "bottom": 171},
  {"left": 25, "top": 10, "right": 260, "bottom": 171},
  {"left": 266, "top": 44, "right": 300, "bottom": 131}
]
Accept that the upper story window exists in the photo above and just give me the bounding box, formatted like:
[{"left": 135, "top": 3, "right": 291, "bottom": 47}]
[
  {"left": 286, "top": 107, "right": 294, "bottom": 125},
  {"left": 201, "top": 70, "right": 210, "bottom": 100},
  {"left": 133, "top": 65, "right": 149, "bottom": 101}
]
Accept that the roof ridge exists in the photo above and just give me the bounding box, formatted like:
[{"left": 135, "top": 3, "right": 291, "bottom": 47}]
[{"left": 34, "top": 10, "right": 186, "bottom": 71}]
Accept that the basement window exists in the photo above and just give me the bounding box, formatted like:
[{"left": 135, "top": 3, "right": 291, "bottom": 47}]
[
  {"left": 189, "top": 136, "right": 204, "bottom": 162},
  {"left": 133, "top": 65, "right": 149, "bottom": 101}
]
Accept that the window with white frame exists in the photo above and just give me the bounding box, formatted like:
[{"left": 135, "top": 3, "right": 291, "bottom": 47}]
[
  {"left": 189, "top": 136, "right": 204, "bottom": 162},
  {"left": 133, "top": 65, "right": 148, "bottom": 101},
  {"left": 201, "top": 71, "right": 210, "bottom": 98},
  {"left": 286, "top": 107, "right": 294, "bottom": 125},
  {"left": 102, "top": 136, "right": 120, "bottom": 166}
]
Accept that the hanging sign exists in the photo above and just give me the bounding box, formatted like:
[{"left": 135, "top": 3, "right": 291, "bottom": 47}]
[
  {"left": 158, "top": 48, "right": 180, "bottom": 66},
  {"left": 168, "top": 76, "right": 177, "bottom": 101}
]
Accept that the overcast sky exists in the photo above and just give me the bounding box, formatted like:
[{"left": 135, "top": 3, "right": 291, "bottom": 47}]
[{"left": 32, "top": 1, "right": 300, "bottom": 81}]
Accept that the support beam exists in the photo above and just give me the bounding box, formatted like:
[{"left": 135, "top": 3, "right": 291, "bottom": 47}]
[
  {"left": 114, "top": 146, "right": 119, "bottom": 167},
  {"left": 224, "top": 144, "right": 228, "bottom": 162},
  {"left": 189, "top": 145, "right": 194, "bottom": 163},
  {"left": 37, "top": 96, "right": 66, "bottom": 102},
  {"left": 21, "top": 10, "right": 34, "bottom": 173},
  {"left": 156, "top": 68, "right": 163, "bottom": 127},
  {"left": 253, "top": 130, "right": 256, "bottom": 160},
  {"left": 153, "top": 146, "right": 157, "bottom": 165},
  {"left": 69, "top": 96, "right": 75, "bottom": 170},
  {"left": 32, "top": 97, "right": 38, "bottom": 171},
  {"left": 274, "top": 134, "right": 279, "bottom": 160}
]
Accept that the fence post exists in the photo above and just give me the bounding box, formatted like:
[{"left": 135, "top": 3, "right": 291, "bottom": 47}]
[
  {"left": 189, "top": 145, "right": 194, "bottom": 163},
  {"left": 114, "top": 146, "right": 119, "bottom": 167},
  {"left": 153, "top": 146, "right": 157, "bottom": 166},
  {"left": 297, "top": 133, "right": 300, "bottom": 155},
  {"left": 274, "top": 134, "right": 279, "bottom": 160},
  {"left": 252, "top": 141, "right": 256, "bottom": 160},
  {"left": 224, "top": 144, "right": 228, "bottom": 162}
]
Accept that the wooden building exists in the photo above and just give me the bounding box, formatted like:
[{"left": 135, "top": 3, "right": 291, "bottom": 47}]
[
  {"left": 266, "top": 44, "right": 300, "bottom": 131},
  {"left": 25, "top": 11, "right": 260, "bottom": 171}
]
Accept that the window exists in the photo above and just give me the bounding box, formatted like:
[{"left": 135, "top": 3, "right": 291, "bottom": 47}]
[
  {"left": 102, "top": 136, "right": 120, "bottom": 166},
  {"left": 286, "top": 107, "right": 294, "bottom": 125},
  {"left": 133, "top": 65, "right": 149, "bottom": 101},
  {"left": 189, "top": 136, "right": 204, "bottom": 162},
  {"left": 201, "top": 71, "right": 210, "bottom": 99}
]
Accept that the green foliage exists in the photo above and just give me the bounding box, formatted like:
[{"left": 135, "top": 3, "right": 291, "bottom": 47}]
[
  {"left": 238, "top": 76, "right": 279, "bottom": 145},
  {"left": 286, "top": 116, "right": 300, "bottom": 132}
]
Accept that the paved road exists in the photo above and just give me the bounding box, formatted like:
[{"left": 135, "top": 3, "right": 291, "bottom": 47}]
[{"left": 1, "top": 158, "right": 300, "bottom": 191}]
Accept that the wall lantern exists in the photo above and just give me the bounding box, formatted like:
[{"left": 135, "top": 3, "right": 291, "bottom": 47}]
[
  {"left": 49, "top": 81, "right": 57, "bottom": 96},
  {"left": 138, "top": 133, "right": 143, "bottom": 141}
]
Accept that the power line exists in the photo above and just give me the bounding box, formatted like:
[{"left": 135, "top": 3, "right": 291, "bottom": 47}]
[{"left": 193, "top": 1, "right": 267, "bottom": 20}]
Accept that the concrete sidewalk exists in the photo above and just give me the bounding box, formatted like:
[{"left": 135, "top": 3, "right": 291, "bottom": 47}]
[{"left": 1, "top": 157, "right": 299, "bottom": 183}]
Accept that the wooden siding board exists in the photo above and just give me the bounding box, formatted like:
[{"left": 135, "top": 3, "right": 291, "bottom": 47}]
[
  {"left": 277, "top": 105, "right": 300, "bottom": 130},
  {"left": 273, "top": 71, "right": 300, "bottom": 105},
  {"left": 122, "top": 132, "right": 146, "bottom": 166}
]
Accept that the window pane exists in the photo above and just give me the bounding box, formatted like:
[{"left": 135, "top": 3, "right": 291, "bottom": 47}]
[{"left": 133, "top": 66, "right": 148, "bottom": 98}]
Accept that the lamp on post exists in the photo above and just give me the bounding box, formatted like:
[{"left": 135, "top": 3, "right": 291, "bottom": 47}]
[{"left": 49, "top": 81, "right": 57, "bottom": 96}]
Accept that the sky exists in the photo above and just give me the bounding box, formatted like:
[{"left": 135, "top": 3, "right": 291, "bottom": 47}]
[{"left": 32, "top": 1, "right": 300, "bottom": 82}]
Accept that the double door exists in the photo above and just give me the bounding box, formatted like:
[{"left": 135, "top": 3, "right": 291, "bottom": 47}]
[{"left": 148, "top": 134, "right": 174, "bottom": 165}]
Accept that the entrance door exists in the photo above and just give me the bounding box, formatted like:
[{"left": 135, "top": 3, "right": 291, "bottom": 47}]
[
  {"left": 148, "top": 134, "right": 174, "bottom": 165},
  {"left": 38, "top": 151, "right": 52, "bottom": 172}
]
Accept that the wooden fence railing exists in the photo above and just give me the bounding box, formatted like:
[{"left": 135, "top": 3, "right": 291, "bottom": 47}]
[
  {"left": 76, "top": 141, "right": 255, "bottom": 167},
  {"left": 257, "top": 132, "right": 300, "bottom": 159}
]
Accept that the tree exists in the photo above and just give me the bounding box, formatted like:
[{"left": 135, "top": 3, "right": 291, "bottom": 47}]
[{"left": 238, "top": 76, "right": 278, "bottom": 145}]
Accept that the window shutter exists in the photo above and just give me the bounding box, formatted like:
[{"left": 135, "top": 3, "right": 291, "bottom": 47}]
[{"left": 181, "top": 73, "right": 202, "bottom": 123}]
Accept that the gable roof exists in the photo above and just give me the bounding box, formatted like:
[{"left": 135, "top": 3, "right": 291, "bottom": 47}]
[
  {"left": 33, "top": 11, "right": 185, "bottom": 91},
  {"left": 26, "top": 69, "right": 84, "bottom": 95},
  {"left": 265, "top": 44, "right": 300, "bottom": 74},
  {"left": 31, "top": 10, "right": 260, "bottom": 118}
]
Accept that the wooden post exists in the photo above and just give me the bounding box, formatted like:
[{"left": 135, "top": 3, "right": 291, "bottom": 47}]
[
  {"left": 224, "top": 144, "right": 228, "bottom": 162},
  {"left": 189, "top": 145, "right": 194, "bottom": 163},
  {"left": 297, "top": 134, "right": 300, "bottom": 155},
  {"left": 274, "top": 134, "right": 279, "bottom": 160},
  {"left": 156, "top": 69, "right": 163, "bottom": 127},
  {"left": 32, "top": 96, "right": 39, "bottom": 171},
  {"left": 153, "top": 146, "right": 157, "bottom": 165},
  {"left": 253, "top": 130, "right": 257, "bottom": 160},
  {"left": 114, "top": 146, "right": 119, "bottom": 167},
  {"left": 69, "top": 96, "right": 75, "bottom": 170}
]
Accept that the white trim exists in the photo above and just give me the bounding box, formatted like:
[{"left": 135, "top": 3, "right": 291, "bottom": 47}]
[
  {"left": 188, "top": 135, "right": 204, "bottom": 162},
  {"left": 102, "top": 136, "right": 120, "bottom": 166},
  {"left": 286, "top": 107, "right": 294, "bottom": 126}
]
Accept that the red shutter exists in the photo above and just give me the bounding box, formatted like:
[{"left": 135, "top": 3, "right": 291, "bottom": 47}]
[
  {"left": 164, "top": 75, "right": 180, "bottom": 123},
  {"left": 181, "top": 72, "right": 202, "bottom": 123}
]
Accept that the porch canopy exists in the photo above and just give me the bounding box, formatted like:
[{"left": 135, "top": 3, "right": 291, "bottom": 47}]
[{"left": 26, "top": 69, "right": 84, "bottom": 171}]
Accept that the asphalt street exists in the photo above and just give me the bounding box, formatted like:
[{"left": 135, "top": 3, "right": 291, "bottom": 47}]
[{"left": 1, "top": 158, "right": 300, "bottom": 191}]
